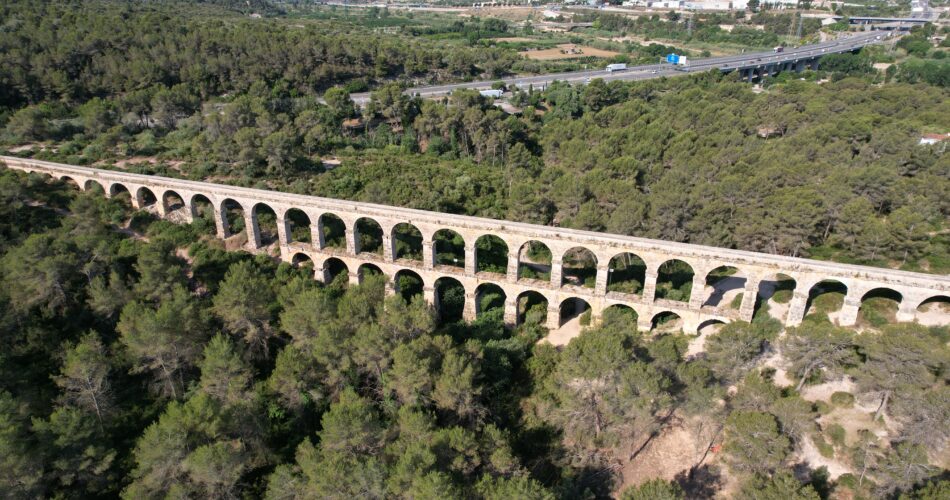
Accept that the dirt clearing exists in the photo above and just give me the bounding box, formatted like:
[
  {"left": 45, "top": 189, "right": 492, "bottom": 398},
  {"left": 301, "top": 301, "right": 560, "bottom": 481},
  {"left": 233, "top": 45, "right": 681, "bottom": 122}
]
[{"left": 523, "top": 43, "right": 620, "bottom": 60}]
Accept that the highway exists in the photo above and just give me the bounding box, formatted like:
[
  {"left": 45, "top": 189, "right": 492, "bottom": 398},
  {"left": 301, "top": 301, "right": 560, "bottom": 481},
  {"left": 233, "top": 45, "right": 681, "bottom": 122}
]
[{"left": 348, "top": 31, "right": 889, "bottom": 104}]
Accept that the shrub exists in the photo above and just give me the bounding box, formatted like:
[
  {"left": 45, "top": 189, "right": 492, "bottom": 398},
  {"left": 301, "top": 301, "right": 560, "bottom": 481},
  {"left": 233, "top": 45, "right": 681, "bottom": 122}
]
[
  {"left": 815, "top": 436, "right": 835, "bottom": 458},
  {"left": 827, "top": 424, "right": 846, "bottom": 447},
  {"left": 813, "top": 400, "right": 831, "bottom": 415},
  {"left": 830, "top": 391, "right": 854, "bottom": 409}
]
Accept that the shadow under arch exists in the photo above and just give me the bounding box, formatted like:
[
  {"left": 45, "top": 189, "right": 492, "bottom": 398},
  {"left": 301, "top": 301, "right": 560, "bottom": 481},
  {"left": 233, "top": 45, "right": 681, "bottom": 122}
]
[
  {"left": 433, "top": 228, "right": 465, "bottom": 268},
  {"left": 858, "top": 287, "right": 903, "bottom": 327},
  {"left": 602, "top": 304, "right": 639, "bottom": 327},
  {"left": 804, "top": 279, "right": 848, "bottom": 321},
  {"left": 558, "top": 297, "right": 591, "bottom": 328},
  {"left": 475, "top": 282, "right": 506, "bottom": 319},
  {"left": 393, "top": 223, "right": 423, "bottom": 262},
  {"left": 322, "top": 257, "right": 349, "bottom": 286},
  {"left": 475, "top": 234, "right": 508, "bottom": 275},
  {"left": 651, "top": 311, "right": 683, "bottom": 332},
  {"left": 435, "top": 276, "right": 465, "bottom": 323},
  {"left": 702, "top": 265, "right": 746, "bottom": 309},
  {"left": 607, "top": 252, "right": 647, "bottom": 295},
  {"left": 394, "top": 269, "right": 424, "bottom": 303},
  {"left": 656, "top": 259, "right": 695, "bottom": 303},
  {"left": 516, "top": 290, "right": 549, "bottom": 326}
]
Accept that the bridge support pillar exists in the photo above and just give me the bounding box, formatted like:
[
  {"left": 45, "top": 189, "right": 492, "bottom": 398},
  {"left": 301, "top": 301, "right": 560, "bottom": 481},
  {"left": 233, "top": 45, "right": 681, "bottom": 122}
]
[
  {"left": 504, "top": 296, "right": 518, "bottom": 326},
  {"left": 786, "top": 291, "right": 809, "bottom": 327},
  {"left": 384, "top": 279, "right": 396, "bottom": 297},
  {"left": 506, "top": 252, "right": 519, "bottom": 282},
  {"left": 896, "top": 300, "right": 918, "bottom": 323},
  {"left": 463, "top": 293, "right": 477, "bottom": 322},
  {"left": 465, "top": 245, "right": 476, "bottom": 276},
  {"left": 637, "top": 313, "right": 653, "bottom": 333},
  {"left": 348, "top": 271, "right": 360, "bottom": 287},
  {"left": 546, "top": 305, "right": 561, "bottom": 330},
  {"left": 311, "top": 222, "right": 323, "bottom": 250},
  {"left": 315, "top": 218, "right": 327, "bottom": 249},
  {"left": 244, "top": 212, "right": 261, "bottom": 249},
  {"left": 346, "top": 227, "right": 360, "bottom": 255},
  {"left": 214, "top": 203, "right": 229, "bottom": 239},
  {"left": 688, "top": 275, "right": 707, "bottom": 310},
  {"left": 383, "top": 233, "right": 395, "bottom": 261},
  {"left": 424, "top": 285, "right": 437, "bottom": 310},
  {"left": 595, "top": 266, "right": 609, "bottom": 296},
  {"left": 550, "top": 259, "right": 563, "bottom": 287},
  {"left": 739, "top": 276, "right": 762, "bottom": 322},
  {"left": 276, "top": 217, "right": 291, "bottom": 246},
  {"left": 838, "top": 294, "right": 861, "bottom": 327},
  {"left": 642, "top": 271, "right": 658, "bottom": 303},
  {"left": 423, "top": 241, "right": 434, "bottom": 269}
]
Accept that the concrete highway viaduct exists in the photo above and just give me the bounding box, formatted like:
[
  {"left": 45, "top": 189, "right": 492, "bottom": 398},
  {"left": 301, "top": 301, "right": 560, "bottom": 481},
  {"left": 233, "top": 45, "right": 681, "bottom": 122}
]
[{"left": 4, "top": 156, "right": 949, "bottom": 334}]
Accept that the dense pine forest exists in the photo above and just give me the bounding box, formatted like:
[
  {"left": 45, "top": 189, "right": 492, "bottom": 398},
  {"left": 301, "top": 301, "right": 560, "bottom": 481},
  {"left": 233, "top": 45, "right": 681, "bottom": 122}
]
[{"left": 1, "top": 1, "right": 949, "bottom": 498}]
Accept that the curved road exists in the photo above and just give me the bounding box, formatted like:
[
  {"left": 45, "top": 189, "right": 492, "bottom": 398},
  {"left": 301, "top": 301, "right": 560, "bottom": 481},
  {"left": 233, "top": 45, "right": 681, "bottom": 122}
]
[{"left": 350, "top": 31, "right": 889, "bottom": 104}]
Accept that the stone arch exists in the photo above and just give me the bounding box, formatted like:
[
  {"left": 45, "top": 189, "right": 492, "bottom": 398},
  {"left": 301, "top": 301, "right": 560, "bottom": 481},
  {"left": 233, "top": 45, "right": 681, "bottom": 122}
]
[
  {"left": 393, "top": 223, "right": 424, "bottom": 262},
  {"left": 517, "top": 241, "right": 552, "bottom": 282},
  {"left": 220, "top": 198, "right": 246, "bottom": 240},
  {"left": 602, "top": 304, "right": 639, "bottom": 326},
  {"left": 915, "top": 296, "right": 950, "bottom": 327},
  {"left": 252, "top": 202, "right": 279, "bottom": 246},
  {"left": 318, "top": 212, "right": 346, "bottom": 249},
  {"left": 702, "top": 265, "right": 746, "bottom": 309},
  {"left": 435, "top": 276, "right": 465, "bottom": 323},
  {"left": 355, "top": 217, "right": 383, "bottom": 255},
  {"left": 753, "top": 273, "right": 797, "bottom": 322},
  {"left": 109, "top": 184, "right": 133, "bottom": 207},
  {"left": 858, "top": 287, "right": 903, "bottom": 327},
  {"left": 394, "top": 269, "right": 424, "bottom": 302},
  {"left": 517, "top": 290, "right": 549, "bottom": 326},
  {"left": 697, "top": 319, "right": 727, "bottom": 333},
  {"left": 804, "top": 279, "right": 848, "bottom": 321},
  {"left": 358, "top": 263, "right": 384, "bottom": 283},
  {"left": 651, "top": 311, "right": 683, "bottom": 332},
  {"left": 475, "top": 283, "right": 506, "bottom": 318},
  {"left": 60, "top": 176, "right": 80, "bottom": 190},
  {"left": 285, "top": 208, "right": 312, "bottom": 245},
  {"left": 656, "top": 259, "right": 695, "bottom": 302},
  {"left": 322, "top": 257, "right": 349, "bottom": 286},
  {"left": 475, "top": 234, "right": 508, "bottom": 275},
  {"left": 607, "top": 252, "right": 647, "bottom": 295},
  {"left": 291, "top": 252, "right": 313, "bottom": 268},
  {"left": 561, "top": 247, "right": 597, "bottom": 289},
  {"left": 136, "top": 186, "right": 158, "bottom": 209},
  {"left": 83, "top": 179, "right": 105, "bottom": 194},
  {"left": 189, "top": 194, "right": 214, "bottom": 223},
  {"left": 433, "top": 229, "right": 465, "bottom": 269},
  {"left": 162, "top": 190, "right": 186, "bottom": 214},
  {"left": 558, "top": 297, "right": 591, "bottom": 328}
]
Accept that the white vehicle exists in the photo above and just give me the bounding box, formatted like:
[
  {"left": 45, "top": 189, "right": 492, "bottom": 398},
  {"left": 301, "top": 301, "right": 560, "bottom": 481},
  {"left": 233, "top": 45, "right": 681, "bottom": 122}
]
[
  {"left": 605, "top": 63, "right": 627, "bottom": 72},
  {"left": 479, "top": 89, "right": 503, "bottom": 99}
]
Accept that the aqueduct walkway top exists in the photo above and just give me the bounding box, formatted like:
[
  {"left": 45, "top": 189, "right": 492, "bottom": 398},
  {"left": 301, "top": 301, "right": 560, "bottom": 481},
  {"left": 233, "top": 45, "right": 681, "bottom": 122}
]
[{"left": 3, "top": 156, "right": 948, "bottom": 334}]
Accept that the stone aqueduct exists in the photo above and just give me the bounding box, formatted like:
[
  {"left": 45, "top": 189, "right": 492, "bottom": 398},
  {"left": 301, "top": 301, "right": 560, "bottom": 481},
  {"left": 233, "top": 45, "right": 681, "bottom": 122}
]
[{"left": 4, "top": 156, "right": 950, "bottom": 334}]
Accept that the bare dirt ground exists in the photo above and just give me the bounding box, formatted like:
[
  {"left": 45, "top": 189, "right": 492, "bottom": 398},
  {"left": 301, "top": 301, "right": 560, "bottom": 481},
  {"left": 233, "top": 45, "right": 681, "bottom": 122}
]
[
  {"left": 493, "top": 36, "right": 534, "bottom": 43},
  {"left": 686, "top": 322, "right": 723, "bottom": 358},
  {"left": 523, "top": 43, "right": 620, "bottom": 60}
]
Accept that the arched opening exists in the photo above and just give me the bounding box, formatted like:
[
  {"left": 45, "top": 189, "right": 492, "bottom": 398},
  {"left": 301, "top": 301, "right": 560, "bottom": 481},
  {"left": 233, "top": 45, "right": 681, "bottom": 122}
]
[
  {"left": 607, "top": 252, "right": 647, "bottom": 295},
  {"left": 702, "top": 266, "right": 746, "bottom": 309},
  {"left": 252, "top": 203, "right": 279, "bottom": 247},
  {"left": 916, "top": 296, "right": 950, "bottom": 326},
  {"left": 394, "top": 269, "right": 424, "bottom": 303},
  {"left": 858, "top": 288, "right": 902, "bottom": 327},
  {"left": 475, "top": 283, "right": 506, "bottom": 319},
  {"left": 804, "top": 280, "right": 848, "bottom": 322},
  {"left": 602, "top": 304, "right": 638, "bottom": 327},
  {"left": 435, "top": 277, "right": 465, "bottom": 323},
  {"left": 558, "top": 297, "right": 592, "bottom": 328},
  {"left": 188, "top": 194, "right": 212, "bottom": 220},
  {"left": 319, "top": 213, "right": 346, "bottom": 249},
  {"left": 475, "top": 235, "right": 508, "bottom": 275},
  {"left": 110, "top": 184, "right": 133, "bottom": 208},
  {"left": 136, "top": 187, "right": 158, "bottom": 209},
  {"left": 517, "top": 241, "right": 552, "bottom": 282},
  {"left": 84, "top": 180, "right": 105, "bottom": 194},
  {"left": 323, "top": 258, "right": 350, "bottom": 286},
  {"left": 291, "top": 253, "right": 313, "bottom": 269},
  {"left": 517, "top": 291, "right": 549, "bottom": 326},
  {"left": 433, "top": 229, "right": 465, "bottom": 268},
  {"left": 651, "top": 311, "right": 683, "bottom": 332},
  {"left": 356, "top": 218, "right": 383, "bottom": 255},
  {"left": 393, "top": 223, "right": 423, "bottom": 262},
  {"left": 60, "top": 176, "right": 80, "bottom": 190},
  {"left": 358, "top": 263, "right": 384, "bottom": 283},
  {"left": 561, "top": 247, "right": 597, "bottom": 289},
  {"left": 285, "top": 208, "right": 312, "bottom": 245},
  {"left": 221, "top": 199, "right": 246, "bottom": 241},
  {"left": 697, "top": 319, "right": 726, "bottom": 333},
  {"left": 753, "top": 273, "right": 797, "bottom": 322},
  {"left": 162, "top": 190, "right": 185, "bottom": 214},
  {"left": 656, "top": 259, "right": 694, "bottom": 302}
]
